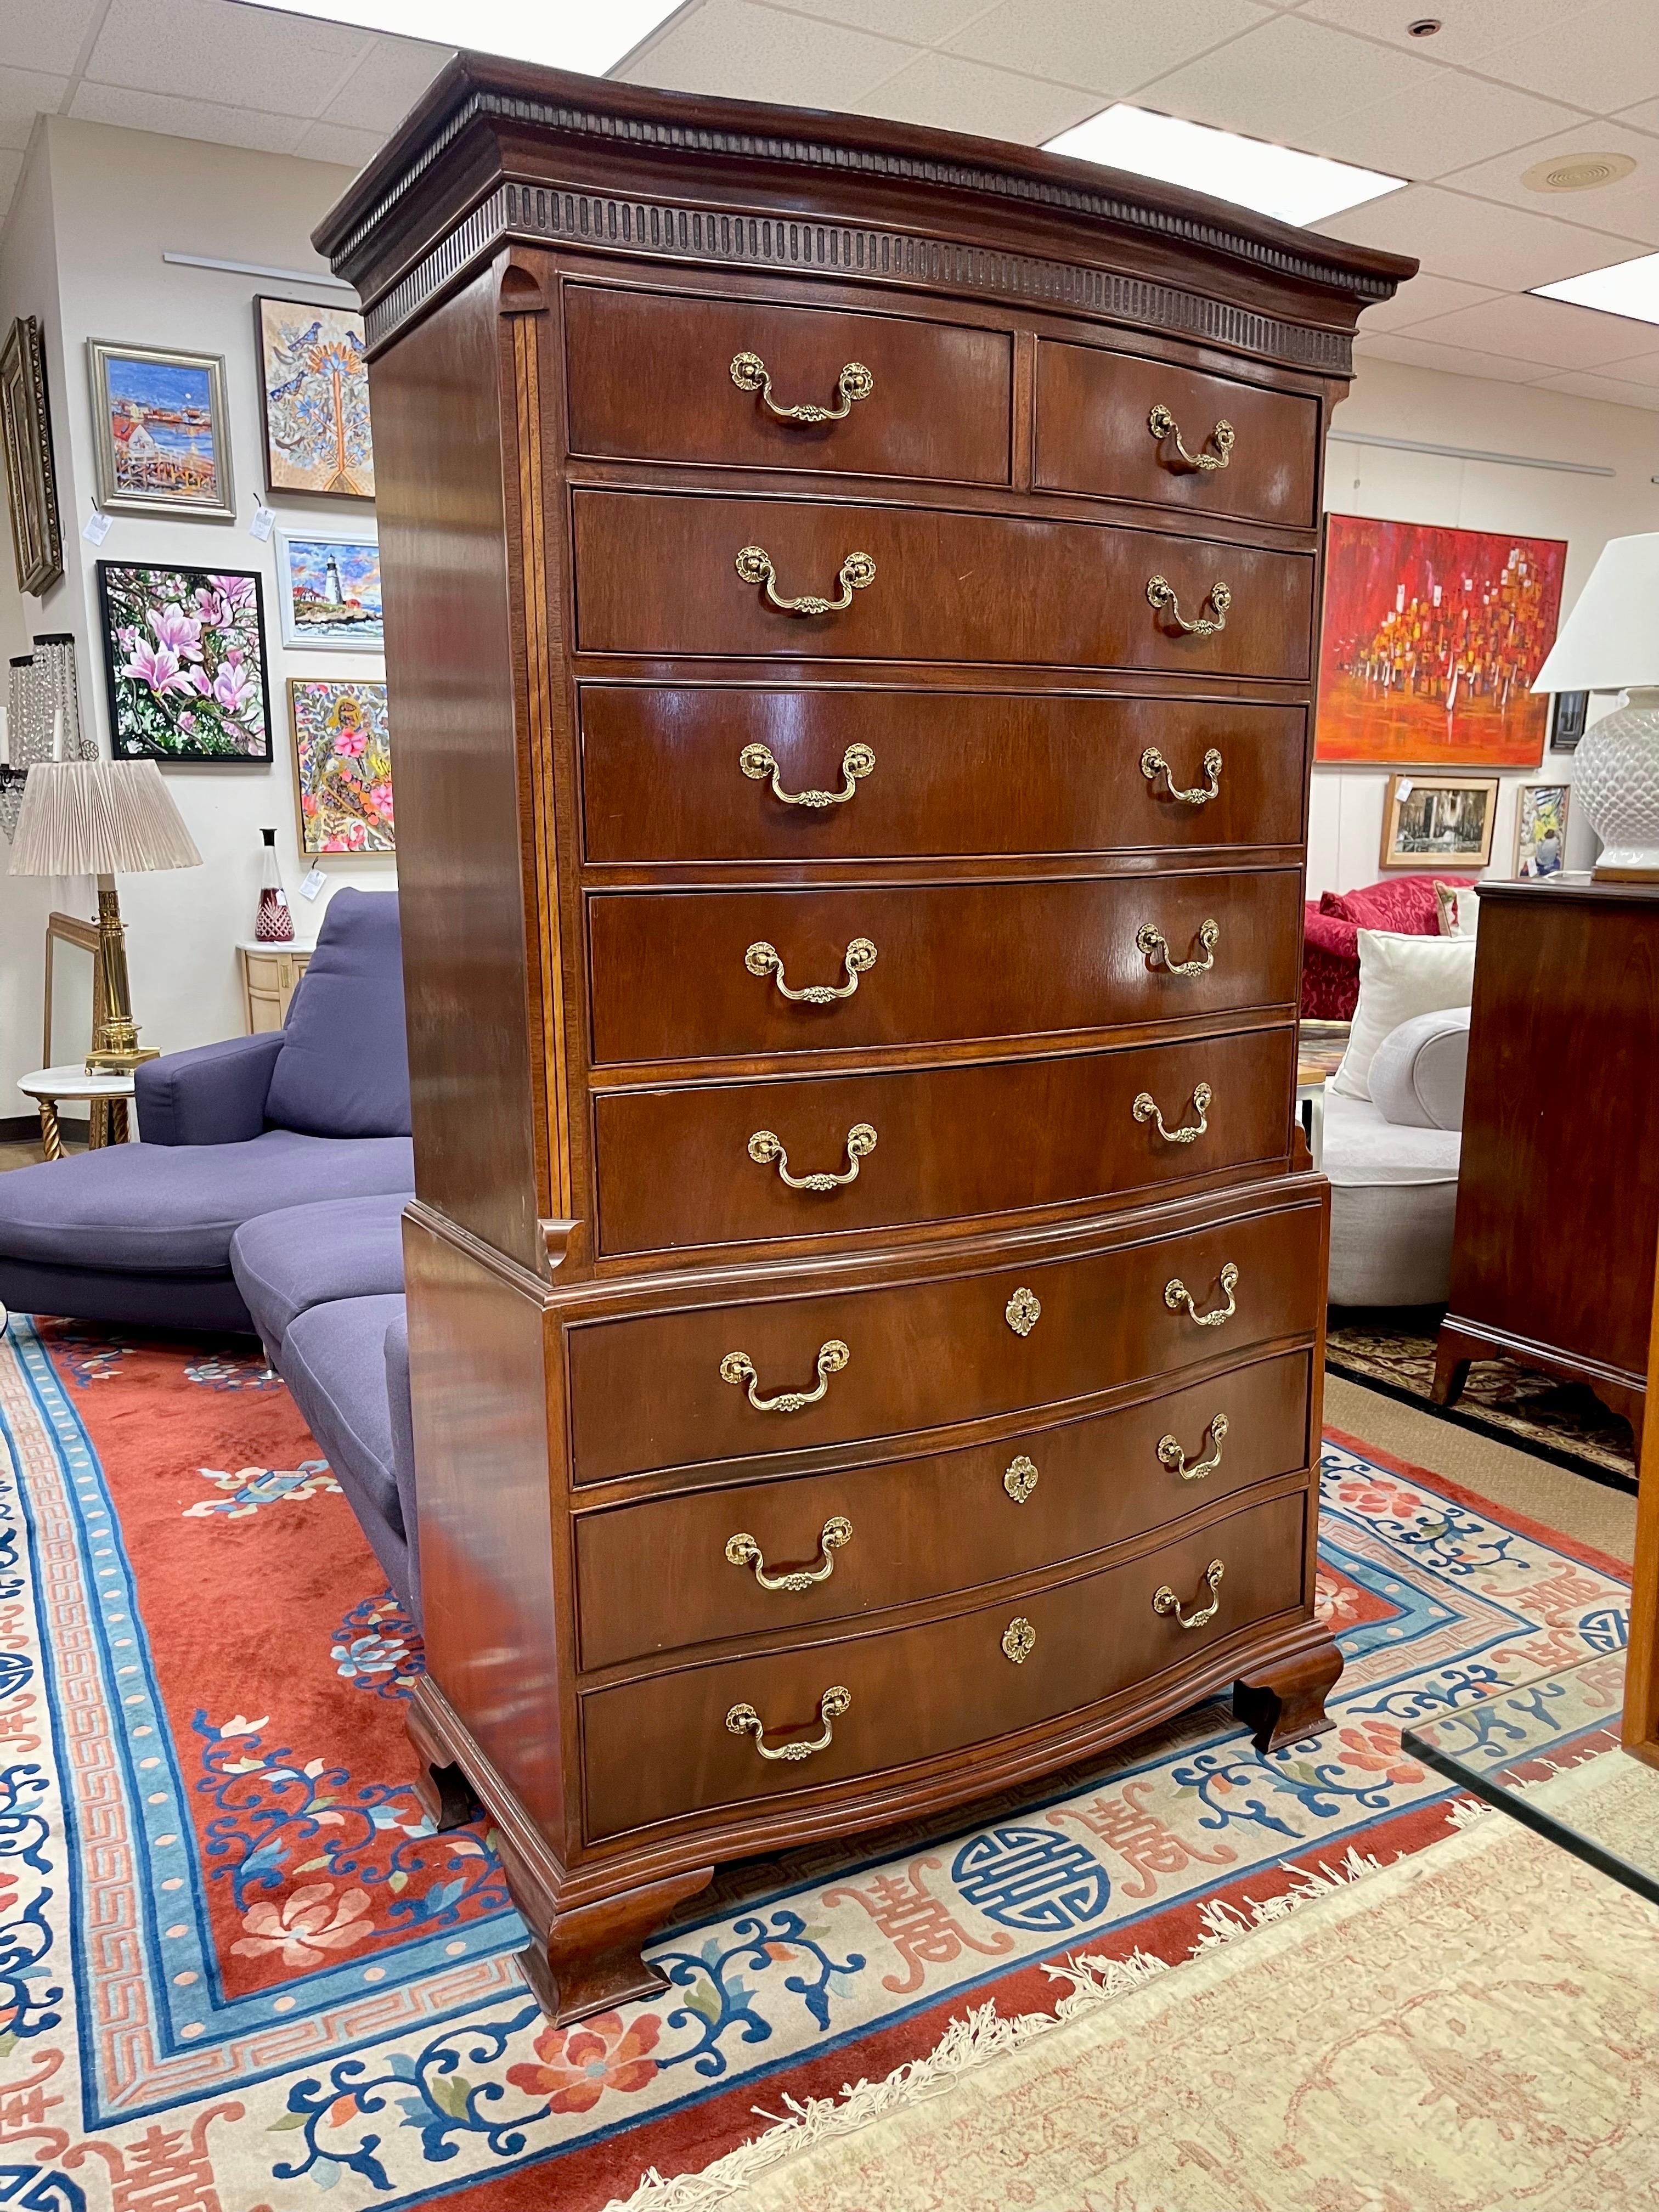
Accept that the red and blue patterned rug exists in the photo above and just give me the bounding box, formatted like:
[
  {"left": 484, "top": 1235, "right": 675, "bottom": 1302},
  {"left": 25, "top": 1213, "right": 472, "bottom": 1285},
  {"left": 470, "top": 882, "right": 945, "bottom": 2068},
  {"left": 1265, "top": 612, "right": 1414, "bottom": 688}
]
[{"left": 0, "top": 1317, "right": 1629, "bottom": 2210}]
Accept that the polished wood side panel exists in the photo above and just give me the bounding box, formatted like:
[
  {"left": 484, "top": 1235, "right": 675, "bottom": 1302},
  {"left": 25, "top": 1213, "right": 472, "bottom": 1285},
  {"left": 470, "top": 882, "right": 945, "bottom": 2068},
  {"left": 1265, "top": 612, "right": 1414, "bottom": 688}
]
[
  {"left": 1035, "top": 341, "right": 1318, "bottom": 526},
  {"left": 582, "top": 1486, "right": 1307, "bottom": 1839},
  {"left": 588, "top": 871, "right": 1303, "bottom": 1066},
  {"left": 575, "top": 1347, "right": 1312, "bottom": 1668},
  {"left": 592, "top": 1024, "right": 1295, "bottom": 1257},
  {"left": 571, "top": 490, "right": 1316, "bottom": 678},
  {"left": 579, "top": 687, "right": 1308, "bottom": 864},
  {"left": 567, "top": 1191, "right": 1323, "bottom": 1482},
  {"left": 564, "top": 284, "right": 1014, "bottom": 484}
]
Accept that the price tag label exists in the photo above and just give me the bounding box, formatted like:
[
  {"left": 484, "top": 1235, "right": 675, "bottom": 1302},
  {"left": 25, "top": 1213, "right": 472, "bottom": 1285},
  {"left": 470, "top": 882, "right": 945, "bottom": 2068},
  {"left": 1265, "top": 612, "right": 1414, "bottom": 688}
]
[
  {"left": 298, "top": 867, "right": 325, "bottom": 901},
  {"left": 82, "top": 509, "right": 112, "bottom": 545},
  {"left": 250, "top": 505, "right": 275, "bottom": 541}
]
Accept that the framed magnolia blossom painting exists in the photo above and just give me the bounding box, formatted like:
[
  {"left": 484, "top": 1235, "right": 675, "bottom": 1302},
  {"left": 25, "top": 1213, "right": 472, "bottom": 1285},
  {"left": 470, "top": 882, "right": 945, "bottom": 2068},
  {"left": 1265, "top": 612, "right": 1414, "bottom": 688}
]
[
  {"left": 289, "top": 678, "right": 393, "bottom": 855},
  {"left": 255, "top": 297, "right": 374, "bottom": 503},
  {"left": 96, "top": 561, "right": 273, "bottom": 764}
]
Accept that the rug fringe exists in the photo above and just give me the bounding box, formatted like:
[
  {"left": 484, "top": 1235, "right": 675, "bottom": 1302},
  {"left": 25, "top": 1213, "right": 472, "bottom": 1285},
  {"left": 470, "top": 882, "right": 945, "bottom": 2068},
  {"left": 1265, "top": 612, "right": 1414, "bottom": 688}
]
[{"left": 1190, "top": 1847, "right": 1386, "bottom": 1950}]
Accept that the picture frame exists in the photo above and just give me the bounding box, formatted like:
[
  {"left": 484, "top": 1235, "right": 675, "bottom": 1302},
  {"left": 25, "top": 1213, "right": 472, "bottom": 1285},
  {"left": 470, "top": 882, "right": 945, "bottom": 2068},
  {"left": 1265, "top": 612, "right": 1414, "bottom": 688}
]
[
  {"left": 1514, "top": 782, "right": 1570, "bottom": 878},
  {"left": 1379, "top": 774, "right": 1499, "bottom": 870},
  {"left": 0, "top": 316, "right": 64, "bottom": 595},
  {"left": 255, "top": 296, "right": 373, "bottom": 504},
  {"left": 1549, "top": 691, "right": 1589, "bottom": 753},
  {"left": 86, "top": 340, "right": 235, "bottom": 521},
  {"left": 274, "top": 529, "right": 383, "bottom": 651},
  {"left": 97, "top": 561, "right": 273, "bottom": 764},
  {"left": 289, "top": 676, "right": 393, "bottom": 855}
]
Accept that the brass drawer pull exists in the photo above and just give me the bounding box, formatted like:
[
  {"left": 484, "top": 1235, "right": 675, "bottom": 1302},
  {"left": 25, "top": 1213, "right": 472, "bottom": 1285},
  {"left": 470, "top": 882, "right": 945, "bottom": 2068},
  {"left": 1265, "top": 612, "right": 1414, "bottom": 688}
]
[
  {"left": 1001, "top": 1616, "right": 1036, "bottom": 1664},
  {"left": 726, "top": 1515, "right": 853, "bottom": 1592},
  {"left": 1005, "top": 1285, "right": 1041, "bottom": 1336},
  {"left": 736, "top": 543, "right": 876, "bottom": 616},
  {"left": 1147, "top": 575, "right": 1232, "bottom": 637},
  {"left": 1134, "top": 1081, "right": 1212, "bottom": 1146},
  {"left": 1148, "top": 403, "right": 1234, "bottom": 473},
  {"left": 1003, "top": 1453, "right": 1039, "bottom": 1504},
  {"left": 749, "top": 1122, "right": 877, "bottom": 1192},
  {"left": 721, "top": 1338, "right": 849, "bottom": 1413},
  {"left": 1164, "top": 1262, "right": 1239, "bottom": 1329},
  {"left": 746, "top": 936, "right": 877, "bottom": 1005},
  {"left": 1136, "top": 919, "right": 1220, "bottom": 977},
  {"left": 1158, "top": 1412, "right": 1228, "bottom": 1482},
  {"left": 1153, "top": 1559, "right": 1224, "bottom": 1630},
  {"left": 1141, "top": 746, "right": 1222, "bottom": 806},
  {"left": 727, "top": 1684, "right": 851, "bottom": 1762},
  {"left": 731, "top": 350, "right": 873, "bottom": 424},
  {"left": 741, "top": 741, "right": 875, "bottom": 809}
]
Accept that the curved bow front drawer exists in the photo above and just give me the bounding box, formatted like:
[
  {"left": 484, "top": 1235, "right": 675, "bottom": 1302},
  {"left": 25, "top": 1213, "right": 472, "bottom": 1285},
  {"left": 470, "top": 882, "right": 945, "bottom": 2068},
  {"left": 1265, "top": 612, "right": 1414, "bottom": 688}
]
[
  {"left": 579, "top": 1486, "right": 1308, "bottom": 1839},
  {"left": 571, "top": 490, "right": 1314, "bottom": 678},
  {"left": 566, "top": 1190, "right": 1323, "bottom": 1483}
]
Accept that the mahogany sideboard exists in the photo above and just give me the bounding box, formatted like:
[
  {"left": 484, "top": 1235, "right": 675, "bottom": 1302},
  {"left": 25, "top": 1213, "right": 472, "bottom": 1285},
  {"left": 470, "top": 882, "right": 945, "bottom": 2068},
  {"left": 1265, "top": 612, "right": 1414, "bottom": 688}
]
[{"left": 317, "top": 58, "right": 1413, "bottom": 2023}]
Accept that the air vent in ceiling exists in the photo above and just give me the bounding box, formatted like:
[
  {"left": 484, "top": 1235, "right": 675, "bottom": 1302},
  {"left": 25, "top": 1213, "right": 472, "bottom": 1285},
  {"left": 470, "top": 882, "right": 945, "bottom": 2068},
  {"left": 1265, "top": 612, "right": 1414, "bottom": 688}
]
[{"left": 1522, "top": 153, "right": 1637, "bottom": 193}]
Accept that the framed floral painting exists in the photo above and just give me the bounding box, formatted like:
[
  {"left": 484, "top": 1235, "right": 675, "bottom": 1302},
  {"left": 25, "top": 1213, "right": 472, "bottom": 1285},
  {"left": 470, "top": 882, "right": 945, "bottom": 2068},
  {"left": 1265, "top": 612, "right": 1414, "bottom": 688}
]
[
  {"left": 289, "top": 678, "right": 393, "bottom": 854},
  {"left": 97, "top": 562, "right": 273, "bottom": 763},
  {"left": 255, "top": 297, "right": 373, "bottom": 503}
]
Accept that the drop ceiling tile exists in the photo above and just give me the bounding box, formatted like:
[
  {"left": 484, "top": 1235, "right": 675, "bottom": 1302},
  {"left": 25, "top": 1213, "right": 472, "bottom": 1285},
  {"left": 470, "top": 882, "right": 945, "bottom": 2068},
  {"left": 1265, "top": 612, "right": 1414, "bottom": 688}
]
[
  {"left": 0, "top": 67, "right": 68, "bottom": 152},
  {"left": 1132, "top": 15, "right": 1433, "bottom": 147},
  {"left": 1350, "top": 329, "right": 1556, "bottom": 382},
  {"left": 1331, "top": 74, "right": 1579, "bottom": 181},
  {"left": 1437, "top": 122, "right": 1659, "bottom": 246},
  {"left": 1476, "top": 0, "right": 1659, "bottom": 115},
  {"left": 83, "top": 0, "right": 373, "bottom": 118},
  {"left": 68, "top": 77, "right": 311, "bottom": 153},
  {"left": 1530, "top": 366, "right": 1659, "bottom": 408},
  {"left": 294, "top": 117, "right": 385, "bottom": 168},
  {"left": 853, "top": 52, "right": 1102, "bottom": 142},
  {"left": 1357, "top": 270, "right": 1504, "bottom": 331},
  {"left": 783, "top": 0, "right": 992, "bottom": 40},
  {"left": 1616, "top": 98, "right": 1659, "bottom": 136},
  {"left": 1318, "top": 182, "right": 1647, "bottom": 289},
  {"left": 1569, "top": 346, "right": 1659, "bottom": 383},
  {"left": 1405, "top": 290, "right": 1659, "bottom": 367},
  {"left": 620, "top": 0, "right": 915, "bottom": 106},
  {"left": 0, "top": 0, "right": 107, "bottom": 77},
  {"left": 1294, "top": 0, "right": 1598, "bottom": 70},
  {"left": 321, "top": 35, "right": 452, "bottom": 133},
  {"left": 944, "top": 0, "right": 1273, "bottom": 101}
]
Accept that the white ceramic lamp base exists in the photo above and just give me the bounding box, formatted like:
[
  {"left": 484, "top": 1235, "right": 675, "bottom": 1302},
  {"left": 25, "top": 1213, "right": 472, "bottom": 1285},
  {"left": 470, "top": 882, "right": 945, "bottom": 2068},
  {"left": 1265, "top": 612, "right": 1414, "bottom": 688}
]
[{"left": 1577, "top": 690, "right": 1659, "bottom": 881}]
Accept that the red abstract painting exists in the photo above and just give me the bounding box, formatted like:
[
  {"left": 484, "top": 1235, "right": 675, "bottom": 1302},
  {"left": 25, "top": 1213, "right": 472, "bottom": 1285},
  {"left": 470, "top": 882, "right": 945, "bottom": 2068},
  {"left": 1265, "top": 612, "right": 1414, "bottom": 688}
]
[{"left": 1315, "top": 515, "right": 1567, "bottom": 768}]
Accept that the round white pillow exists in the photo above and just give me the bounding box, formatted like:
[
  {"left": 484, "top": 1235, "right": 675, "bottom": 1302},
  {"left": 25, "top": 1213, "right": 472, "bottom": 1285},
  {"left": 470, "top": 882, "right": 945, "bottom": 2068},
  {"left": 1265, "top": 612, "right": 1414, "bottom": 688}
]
[{"left": 1367, "top": 1005, "right": 1471, "bottom": 1131}]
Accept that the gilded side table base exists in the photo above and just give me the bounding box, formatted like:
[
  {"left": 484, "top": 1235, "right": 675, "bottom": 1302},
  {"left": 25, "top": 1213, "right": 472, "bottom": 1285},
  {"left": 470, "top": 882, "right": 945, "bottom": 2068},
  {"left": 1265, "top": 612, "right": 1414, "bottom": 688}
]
[{"left": 36, "top": 1101, "right": 63, "bottom": 1163}]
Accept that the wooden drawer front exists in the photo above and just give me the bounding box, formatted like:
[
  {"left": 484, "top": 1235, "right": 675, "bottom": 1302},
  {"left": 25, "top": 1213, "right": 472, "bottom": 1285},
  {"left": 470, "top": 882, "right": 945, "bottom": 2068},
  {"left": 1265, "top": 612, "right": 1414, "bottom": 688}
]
[
  {"left": 588, "top": 872, "right": 1302, "bottom": 1067},
  {"left": 1035, "top": 343, "right": 1318, "bottom": 527},
  {"left": 580, "top": 687, "right": 1307, "bottom": 864},
  {"left": 582, "top": 1487, "right": 1306, "bottom": 1837},
  {"left": 565, "top": 286, "right": 1013, "bottom": 486},
  {"left": 577, "top": 1350, "right": 1311, "bottom": 1669},
  {"left": 572, "top": 491, "right": 1315, "bottom": 679},
  {"left": 567, "top": 1192, "right": 1322, "bottom": 1483},
  {"left": 593, "top": 1026, "right": 1295, "bottom": 1257}
]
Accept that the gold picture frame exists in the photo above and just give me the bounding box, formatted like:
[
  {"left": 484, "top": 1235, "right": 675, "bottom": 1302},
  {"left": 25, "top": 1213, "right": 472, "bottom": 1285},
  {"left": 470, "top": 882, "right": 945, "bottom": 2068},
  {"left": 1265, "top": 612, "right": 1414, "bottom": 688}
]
[
  {"left": 1379, "top": 774, "right": 1498, "bottom": 870},
  {"left": 0, "top": 317, "right": 64, "bottom": 595},
  {"left": 43, "top": 910, "right": 103, "bottom": 1066}
]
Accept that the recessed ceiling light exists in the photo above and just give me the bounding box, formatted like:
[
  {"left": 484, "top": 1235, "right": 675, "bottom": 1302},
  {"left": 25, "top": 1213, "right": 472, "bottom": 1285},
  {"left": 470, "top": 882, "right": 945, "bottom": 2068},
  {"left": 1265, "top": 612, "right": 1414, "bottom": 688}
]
[
  {"left": 1406, "top": 19, "right": 1443, "bottom": 36},
  {"left": 1533, "top": 249, "right": 1659, "bottom": 327},
  {"left": 238, "top": 0, "right": 685, "bottom": 76},
  {"left": 1522, "top": 152, "right": 1638, "bottom": 193},
  {"left": 1044, "top": 104, "right": 1406, "bottom": 229}
]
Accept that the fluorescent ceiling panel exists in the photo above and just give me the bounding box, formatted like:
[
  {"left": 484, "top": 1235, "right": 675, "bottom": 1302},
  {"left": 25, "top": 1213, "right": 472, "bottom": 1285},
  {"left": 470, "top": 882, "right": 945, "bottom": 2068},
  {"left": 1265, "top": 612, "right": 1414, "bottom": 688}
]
[
  {"left": 240, "top": 0, "right": 684, "bottom": 75},
  {"left": 1045, "top": 103, "right": 1405, "bottom": 229},
  {"left": 1534, "top": 250, "right": 1659, "bottom": 328}
]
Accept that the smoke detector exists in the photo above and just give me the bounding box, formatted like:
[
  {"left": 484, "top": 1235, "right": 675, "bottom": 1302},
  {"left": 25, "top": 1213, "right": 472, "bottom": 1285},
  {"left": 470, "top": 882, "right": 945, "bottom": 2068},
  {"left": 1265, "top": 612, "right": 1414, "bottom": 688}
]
[{"left": 1522, "top": 152, "right": 1638, "bottom": 193}]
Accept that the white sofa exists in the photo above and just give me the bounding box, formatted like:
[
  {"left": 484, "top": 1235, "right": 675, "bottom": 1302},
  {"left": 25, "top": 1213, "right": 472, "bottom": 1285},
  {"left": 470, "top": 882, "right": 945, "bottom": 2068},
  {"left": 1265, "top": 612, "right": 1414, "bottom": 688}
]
[{"left": 1325, "top": 1006, "right": 1471, "bottom": 1307}]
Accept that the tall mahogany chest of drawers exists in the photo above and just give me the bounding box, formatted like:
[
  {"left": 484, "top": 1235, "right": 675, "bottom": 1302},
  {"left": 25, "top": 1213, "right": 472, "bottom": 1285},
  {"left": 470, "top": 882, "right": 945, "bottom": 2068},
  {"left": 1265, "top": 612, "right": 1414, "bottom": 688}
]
[{"left": 318, "top": 58, "right": 1412, "bottom": 2022}]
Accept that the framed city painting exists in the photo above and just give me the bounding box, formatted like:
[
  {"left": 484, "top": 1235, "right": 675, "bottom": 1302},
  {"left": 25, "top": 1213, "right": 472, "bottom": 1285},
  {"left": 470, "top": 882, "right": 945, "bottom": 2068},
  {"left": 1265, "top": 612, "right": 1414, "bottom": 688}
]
[
  {"left": 275, "top": 529, "right": 382, "bottom": 651},
  {"left": 1316, "top": 516, "right": 1567, "bottom": 769},
  {"left": 290, "top": 678, "right": 393, "bottom": 854},
  {"left": 86, "top": 340, "right": 234, "bottom": 520},
  {"left": 97, "top": 562, "right": 273, "bottom": 763},
  {"left": 255, "top": 296, "right": 373, "bottom": 503},
  {"left": 1, "top": 316, "right": 64, "bottom": 594},
  {"left": 1549, "top": 690, "right": 1589, "bottom": 752},
  {"left": 1379, "top": 774, "right": 1498, "bottom": 870},
  {"left": 1514, "top": 782, "right": 1570, "bottom": 877}
]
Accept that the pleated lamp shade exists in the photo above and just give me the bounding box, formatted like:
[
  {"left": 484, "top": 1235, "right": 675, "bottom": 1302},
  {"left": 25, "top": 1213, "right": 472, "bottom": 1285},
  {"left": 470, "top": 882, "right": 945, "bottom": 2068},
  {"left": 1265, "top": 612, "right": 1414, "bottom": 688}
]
[{"left": 7, "top": 758, "right": 202, "bottom": 877}]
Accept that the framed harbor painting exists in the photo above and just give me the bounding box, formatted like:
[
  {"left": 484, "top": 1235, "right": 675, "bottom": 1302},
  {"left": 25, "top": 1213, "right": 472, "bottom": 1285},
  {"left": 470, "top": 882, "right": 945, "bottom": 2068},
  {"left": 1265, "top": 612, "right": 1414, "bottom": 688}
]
[
  {"left": 1379, "top": 774, "right": 1498, "bottom": 870},
  {"left": 290, "top": 677, "right": 393, "bottom": 854},
  {"left": 87, "top": 341, "right": 234, "bottom": 520},
  {"left": 1, "top": 315, "right": 64, "bottom": 594},
  {"left": 1316, "top": 515, "right": 1566, "bottom": 769},
  {"left": 255, "top": 297, "right": 374, "bottom": 503},
  {"left": 275, "top": 529, "right": 383, "bottom": 651},
  {"left": 97, "top": 562, "right": 273, "bottom": 763}
]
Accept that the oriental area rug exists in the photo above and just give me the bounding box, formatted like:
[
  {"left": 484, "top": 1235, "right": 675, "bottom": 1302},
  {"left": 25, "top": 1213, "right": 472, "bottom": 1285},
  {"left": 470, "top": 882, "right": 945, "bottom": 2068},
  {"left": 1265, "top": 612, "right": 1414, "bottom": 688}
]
[{"left": 0, "top": 1316, "right": 1630, "bottom": 2211}]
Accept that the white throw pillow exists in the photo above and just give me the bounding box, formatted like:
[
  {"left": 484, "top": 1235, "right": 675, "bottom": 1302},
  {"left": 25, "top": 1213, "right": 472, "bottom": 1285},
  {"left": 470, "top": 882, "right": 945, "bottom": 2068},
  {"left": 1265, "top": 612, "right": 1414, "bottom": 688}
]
[
  {"left": 1329, "top": 929, "right": 1478, "bottom": 1103},
  {"left": 1368, "top": 1006, "right": 1471, "bottom": 1131},
  {"left": 1434, "top": 881, "right": 1480, "bottom": 939}
]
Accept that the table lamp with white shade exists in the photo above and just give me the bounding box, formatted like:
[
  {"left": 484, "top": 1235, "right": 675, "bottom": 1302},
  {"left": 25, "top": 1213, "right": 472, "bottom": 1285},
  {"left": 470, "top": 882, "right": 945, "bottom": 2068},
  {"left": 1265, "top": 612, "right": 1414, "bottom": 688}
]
[
  {"left": 7, "top": 756, "right": 202, "bottom": 1071},
  {"left": 1532, "top": 531, "right": 1659, "bottom": 880}
]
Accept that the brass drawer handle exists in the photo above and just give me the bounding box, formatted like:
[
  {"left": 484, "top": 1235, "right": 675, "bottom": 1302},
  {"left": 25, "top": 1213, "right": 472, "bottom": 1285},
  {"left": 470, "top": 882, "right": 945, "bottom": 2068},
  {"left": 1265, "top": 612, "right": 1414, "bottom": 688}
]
[
  {"left": 1136, "top": 919, "right": 1220, "bottom": 977},
  {"left": 1005, "top": 1285, "right": 1041, "bottom": 1336},
  {"left": 741, "top": 741, "right": 875, "bottom": 809},
  {"left": 1147, "top": 575, "right": 1232, "bottom": 637},
  {"left": 1003, "top": 1453, "right": 1039, "bottom": 1504},
  {"left": 731, "top": 350, "right": 873, "bottom": 424},
  {"left": 721, "top": 1338, "right": 849, "bottom": 1413},
  {"left": 726, "top": 1684, "right": 851, "bottom": 1762},
  {"left": 1153, "top": 1559, "right": 1224, "bottom": 1630},
  {"left": 746, "top": 936, "right": 877, "bottom": 1005},
  {"left": 1001, "top": 1616, "right": 1036, "bottom": 1664},
  {"left": 749, "top": 1122, "right": 877, "bottom": 1192},
  {"left": 1164, "top": 1262, "right": 1240, "bottom": 1329},
  {"left": 726, "top": 1515, "right": 853, "bottom": 1592},
  {"left": 1133, "top": 1081, "right": 1212, "bottom": 1146},
  {"left": 1158, "top": 1412, "right": 1229, "bottom": 1482},
  {"left": 1141, "top": 746, "right": 1222, "bottom": 806},
  {"left": 736, "top": 543, "right": 876, "bottom": 616},
  {"left": 1148, "top": 403, "right": 1235, "bottom": 473}
]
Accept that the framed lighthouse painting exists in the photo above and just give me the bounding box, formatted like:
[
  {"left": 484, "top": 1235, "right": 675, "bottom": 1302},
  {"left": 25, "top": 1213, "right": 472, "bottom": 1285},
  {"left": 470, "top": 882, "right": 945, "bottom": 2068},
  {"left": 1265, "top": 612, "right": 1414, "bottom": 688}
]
[{"left": 275, "top": 529, "right": 383, "bottom": 651}]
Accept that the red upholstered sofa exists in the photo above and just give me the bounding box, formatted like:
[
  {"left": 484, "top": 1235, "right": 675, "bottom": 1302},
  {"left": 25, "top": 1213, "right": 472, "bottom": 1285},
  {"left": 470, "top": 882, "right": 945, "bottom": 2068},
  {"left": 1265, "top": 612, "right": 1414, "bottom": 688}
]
[{"left": 1301, "top": 873, "right": 1476, "bottom": 1020}]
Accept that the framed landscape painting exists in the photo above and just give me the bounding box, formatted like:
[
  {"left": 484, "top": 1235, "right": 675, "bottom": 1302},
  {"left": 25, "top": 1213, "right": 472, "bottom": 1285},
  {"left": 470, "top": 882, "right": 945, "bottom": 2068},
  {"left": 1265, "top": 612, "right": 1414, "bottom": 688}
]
[
  {"left": 87, "top": 341, "right": 234, "bottom": 520},
  {"left": 1, "top": 315, "right": 63, "bottom": 594},
  {"left": 98, "top": 562, "right": 272, "bottom": 763},
  {"left": 1379, "top": 774, "right": 1498, "bottom": 870},
  {"left": 1316, "top": 515, "right": 1567, "bottom": 769},
  {"left": 275, "top": 529, "right": 382, "bottom": 650},
  {"left": 256, "top": 297, "right": 373, "bottom": 503},
  {"left": 290, "top": 678, "right": 393, "bottom": 854}
]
